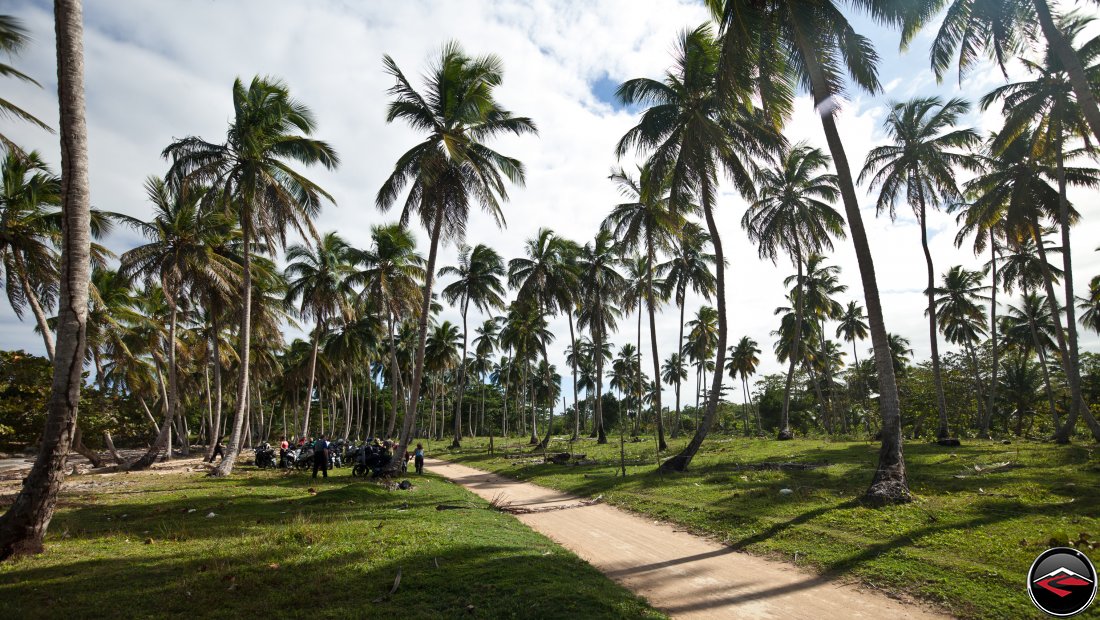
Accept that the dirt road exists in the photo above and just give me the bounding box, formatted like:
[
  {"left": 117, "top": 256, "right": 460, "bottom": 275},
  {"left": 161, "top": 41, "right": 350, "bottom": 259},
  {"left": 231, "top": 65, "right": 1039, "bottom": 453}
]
[{"left": 426, "top": 458, "right": 949, "bottom": 619}]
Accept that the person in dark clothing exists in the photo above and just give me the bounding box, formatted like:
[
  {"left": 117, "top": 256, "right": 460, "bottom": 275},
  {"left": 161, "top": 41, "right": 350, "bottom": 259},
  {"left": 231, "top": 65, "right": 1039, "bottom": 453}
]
[
  {"left": 208, "top": 440, "right": 225, "bottom": 463},
  {"left": 312, "top": 436, "right": 329, "bottom": 479},
  {"left": 414, "top": 443, "right": 424, "bottom": 474}
]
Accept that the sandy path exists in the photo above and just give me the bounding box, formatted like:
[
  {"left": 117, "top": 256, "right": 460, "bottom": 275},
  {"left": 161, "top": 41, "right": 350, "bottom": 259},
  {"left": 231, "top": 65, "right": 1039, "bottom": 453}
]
[{"left": 426, "top": 458, "right": 949, "bottom": 619}]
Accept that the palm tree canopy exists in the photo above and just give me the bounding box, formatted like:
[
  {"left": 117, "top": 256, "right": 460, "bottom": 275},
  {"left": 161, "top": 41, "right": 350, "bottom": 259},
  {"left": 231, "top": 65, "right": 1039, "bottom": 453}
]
[
  {"left": 377, "top": 41, "right": 538, "bottom": 239},
  {"left": 0, "top": 14, "right": 52, "bottom": 148},
  {"left": 284, "top": 231, "right": 356, "bottom": 325},
  {"left": 440, "top": 242, "right": 507, "bottom": 315}
]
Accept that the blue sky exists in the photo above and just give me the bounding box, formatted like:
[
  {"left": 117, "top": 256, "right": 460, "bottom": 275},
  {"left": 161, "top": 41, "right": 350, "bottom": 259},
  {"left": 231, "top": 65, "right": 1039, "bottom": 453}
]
[{"left": 3, "top": 0, "right": 1098, "bottom": 406}]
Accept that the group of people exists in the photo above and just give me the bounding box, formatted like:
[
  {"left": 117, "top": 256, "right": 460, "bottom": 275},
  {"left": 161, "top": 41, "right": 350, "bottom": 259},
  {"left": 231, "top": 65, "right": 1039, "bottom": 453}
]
[{"left": 275, "top": 436, "right": 426, "bottom": 479}]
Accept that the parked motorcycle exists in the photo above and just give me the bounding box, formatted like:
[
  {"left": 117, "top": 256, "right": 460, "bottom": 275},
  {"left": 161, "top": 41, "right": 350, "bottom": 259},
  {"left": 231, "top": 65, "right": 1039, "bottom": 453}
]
[{"left": 254, "top": 442, "right": 276, "bottom": 469}]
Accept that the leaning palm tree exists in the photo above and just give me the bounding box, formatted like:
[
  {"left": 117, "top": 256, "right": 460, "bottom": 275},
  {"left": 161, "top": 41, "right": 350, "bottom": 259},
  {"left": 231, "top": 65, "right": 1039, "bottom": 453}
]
[
  {"left": 440, "top": 243, "right": 506, "bottom": 447},
  {"left": 657, "top": 221, "right": 716, "bottom": 437},
  {"left": 603, "top": 165, "right": 682, "bottom": 450},
  {"left": 0, "top": 15, "right": 53, "bottom": 151},
  {"left": 0, "top": 0, "right": 91, "bottom": 561},
  {"left": 376, "top": 42, "right": 536, "bottom": 469},
  {"left": 285, "top": 231, "right": 355, "bottom": 437},
  {"left": 710, "top": 0, "right": 914, "bottom": 502},
  {"left": 743, "top": 143, "right": 844, "bottom": 439},
  {"left": 576, "top": 230, "right": 624, "bottom": 444},
  {"left": 860, "top": 96, "right": 980, "bottom": 441},
  {"left": 617, "top": 24, "right": 780, "bottom": 471},
  {"left": 163, "top": 76, "right": 338, "bottom": 476}
]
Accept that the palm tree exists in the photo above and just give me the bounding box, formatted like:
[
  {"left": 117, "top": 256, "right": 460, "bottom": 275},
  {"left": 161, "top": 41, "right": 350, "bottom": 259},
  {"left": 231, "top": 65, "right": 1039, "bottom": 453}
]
[
  {"left": 1080, "top": 272, "right": 1100, "bottom": 336},
  {"left": 377, "top": 42, "right": 536, "bottom": 468},
  {"left": 981, "top": 16, "right": 1100, "bottom": 441},
  {"left": 684, "top": 305, "right": 720, "bottom": 430},
  {"left": 163, "top": 76, "right": 338, "bottom": 476},
  {"left": 908, "top": 0, "right": 1100, "bottom": 147},
  {"left": 603, "top": 165, "right": 682, "bottom": 449},
  {"left": 472, "top": 317, "right": 501, "bottom": 436},
  {"left": 617, "top": 24, "right": 779, "bottom": 471},
  {"left": 727, "top": 336, "right": 762, "bottom": 435},
  {"left": 119, "top": 177, "right": 236, "bottom": 468},
  {"left": 885, "top": 333, "right": 913, "bottom": 378},
  {"left": 425, "top": 321, "right": 462, "bottom": 439},
  {"left": 661, "top": 352, "right": 688, "bottom": 432},
  {"left": 1003, "top": 292, "right": 1061, "bottom": 428},
  {"left": 0, "top": 150, "right": 61, "bottom": 358},
  {"left": 352, "top": 224, "right": 424, "bottom": 437},
  {"left": 835, "top": 301, "right": 869, "bottom": 369},
  {"left": 285, "top": 232, "right": 355, "bottom": 437},
  {"left": 743, "top": 144, "right": 844, "bottom": 439},
  {"left": 860, "top": 96, "right": 979, "bottom": 441},
  {"left": 933, "top": 266, "right": 991, "bottom": 434},
  {"left": 0, "top": 0, "right": 91, "bottom": 560},
  {"left": 657, "top": 221, "right": 716, "bottom": 437},
  {"left": 440, "top": 243, "right": 506, "bottom": 447},
  {"left": 962, "top": 131, "right": 1100, "bottom": 442},
  {"left": 0, "top": 15, "right": 52, "bottom": 151},
  {"left": 576, "top": 230, "right": 624, "bottom": 444},
  {"left": 710, "top": 0, "right": 914, "bottom": 501}
]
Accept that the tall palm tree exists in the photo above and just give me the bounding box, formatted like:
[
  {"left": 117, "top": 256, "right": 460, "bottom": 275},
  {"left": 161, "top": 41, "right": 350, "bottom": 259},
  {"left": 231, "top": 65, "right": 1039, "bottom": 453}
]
[
  {"left": 981, "top": 16, "right": 1100, "bottom": 441},
  {"left": 657, "top": 221, "right": 716, "bottom": 437},
  {"left": 617, "top": 24, "right": 779, "bottom": 471},
  {"left": 0, "top": 15, "right": 53, "bottom": 151},
  {"left": 0, "top": 0, "right": 92, "bottom": 561},
  {"left": 377, "top": 42, "right": 536, "bottom": 468},
  {"left": 603, "top": 165, "right": 682, "bottom": 449},
  {"left": 425, "top": 320, "right": 462, "bottom": 439},
  {"left": 933, "top": 265, "right": 991, "bottom": 434},
  {"left": 1, "top": 150, "right": 61, "bottom": 358},
  {"left": 163, "top": 76, "right": 338, "bottom": 476},
  {"left": 727, "top": 336, "right": 762, "bottom": 435},
  {"left": 961, "top": 131, "right": 1100, "bottom": 442},
  {"left": 576, "top": 230, "right": 624, "bottom": 444},
  {"left": 1003, "top": 292, "right": 1061, "bottom": 427},
  {"left": 661, "top": 352, "right": 688, "bottom": 432},
  {"left": 351, "top": 224, "right": 424, "bottom": 437},
  {"left": 472, "top": 317, "right": 501, "bottom": 436},
  {"left": 285, "top": 231, "right": 355, "bottom": 437},
  {"left": 860, "top": 96, "right": 979, "bottom": 441},
  {"left": 743, "top": 143, "right": 844, "bottom": 439},
  {"left": 710, "top": 0, "right": 914, "bottom": 501},
  {"left": 835, "top": 301, "right": 869, "bottom": 368},
  {"left": 440, "top": 243, "right": 506, "bottom": 447},
  {"left": 119, "top": 178, "right": 236, "bottom": 469},
  {"left": 684, "top": 305, "right": 719, "bottom": 429},
  {"left": 908, "top": 0, "right": 1100, "bottom": 147}
]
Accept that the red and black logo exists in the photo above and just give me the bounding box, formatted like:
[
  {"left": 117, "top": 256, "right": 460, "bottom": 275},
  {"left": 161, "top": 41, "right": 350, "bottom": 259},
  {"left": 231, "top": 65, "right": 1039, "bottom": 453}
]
[{"left": 1027, "top": 547, "right": 1096, "bottom": 617}]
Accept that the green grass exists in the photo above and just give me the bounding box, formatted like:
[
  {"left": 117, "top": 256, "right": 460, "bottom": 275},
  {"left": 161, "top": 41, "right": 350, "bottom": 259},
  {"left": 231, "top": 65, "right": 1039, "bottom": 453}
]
[
  {"left": 0, "top": 464, "right": 663, "bottom": 619},
  {"left": 437, "top": 434, "right": 1100, "bottom": 619}
]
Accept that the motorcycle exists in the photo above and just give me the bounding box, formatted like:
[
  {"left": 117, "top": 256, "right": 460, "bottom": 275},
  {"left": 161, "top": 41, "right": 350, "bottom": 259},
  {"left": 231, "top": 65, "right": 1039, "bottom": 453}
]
[{"left": 254, "top": 442, "right": 276, "bottom": 469}]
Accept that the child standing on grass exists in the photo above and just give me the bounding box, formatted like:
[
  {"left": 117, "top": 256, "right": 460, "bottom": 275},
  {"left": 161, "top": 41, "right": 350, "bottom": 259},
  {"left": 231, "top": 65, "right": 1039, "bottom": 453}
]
[{"left": 414, "top": 443, "right": 425, "bottom": 474}]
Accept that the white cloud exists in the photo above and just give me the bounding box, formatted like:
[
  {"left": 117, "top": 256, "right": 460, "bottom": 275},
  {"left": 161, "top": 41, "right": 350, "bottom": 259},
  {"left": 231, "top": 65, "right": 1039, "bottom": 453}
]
[{"left": 2, "top": 0, "right": 1097, "bottom": 410}]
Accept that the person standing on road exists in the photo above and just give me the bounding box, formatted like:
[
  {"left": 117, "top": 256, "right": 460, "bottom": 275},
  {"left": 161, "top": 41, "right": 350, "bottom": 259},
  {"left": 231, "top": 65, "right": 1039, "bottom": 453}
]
[{"left": 312, "top": 435, "right": 329, "bottom": 479}]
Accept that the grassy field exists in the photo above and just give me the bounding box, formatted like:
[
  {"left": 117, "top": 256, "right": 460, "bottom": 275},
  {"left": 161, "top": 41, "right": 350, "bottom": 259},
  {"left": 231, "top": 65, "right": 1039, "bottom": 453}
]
[
  {"left": 436, "top": 434, "right": 1100, "bottom": 619},
  {"left": 0, "top": 462, "right": 663, "bottom": 619}
]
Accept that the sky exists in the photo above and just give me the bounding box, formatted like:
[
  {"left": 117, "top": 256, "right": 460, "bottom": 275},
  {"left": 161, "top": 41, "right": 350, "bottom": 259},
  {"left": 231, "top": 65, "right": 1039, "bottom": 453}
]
[{"left": 3, "top": 0, "right": 1099, "bottom": 409}]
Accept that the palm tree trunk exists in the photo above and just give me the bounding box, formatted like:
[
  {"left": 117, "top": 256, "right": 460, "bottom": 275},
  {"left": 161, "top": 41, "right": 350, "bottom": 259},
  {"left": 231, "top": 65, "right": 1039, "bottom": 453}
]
[
  {"left": 568, "top": 313, "right": 580, "bottom": 440},
  {"left": 206, "top": 315, "right": 224, "bottom": 460},
  {"left": 983, "top": 234, "right": 998, "bottom": 438},
  {"left": 0, "top": 0, "right": 92, "bottom": 560},
  {"left": 673, "top": 298, "right": 685, "bottom": 438},
  {"left": 1032, "top": 0, "right": 1100, "bottom": 145},
  {"left": 451, "top": 299, "right": 469, "bottom": 448},
  {"left": 1032, "top": 217, "right": 1100, "bottom": 442},
  {"left": 795, "top": 36, "right": 906, "bottom": 499},
  {"left": 918, "top": 198, "right": 950, "bottom": 440},
  {"left": 13, "top": 253, "right": 56, "bottom": 362},
  {"left": 300, "top": 321, "right": 322, "bottom": 437},
  {"left": 389, "top": 202, "right": 443, "bottom": 472},
  {"left": 212, "top": 214, "right": 253, "bottom": 476},
  {"left": 781, "top": 248, "right": 803, "bottom": 440},
  {"left": 646, "top": 248, "right": 666, "bottom": 450},
  {"left": 661, "top": 183, "right": 726, "bottom": 472},
  {"left": 595, "top": 331, "right": 607, "bottom": 444}
]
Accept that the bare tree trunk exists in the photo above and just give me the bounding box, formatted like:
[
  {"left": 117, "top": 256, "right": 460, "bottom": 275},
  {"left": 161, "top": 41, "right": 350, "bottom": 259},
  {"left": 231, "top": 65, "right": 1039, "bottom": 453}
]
[
  {"left": 918, "top": 197, "right": 950, "bottom": 441},
  {"left": 982, "top": 235, "right": 999, "bottom": 438},
  {"left": 13, "top": 254, "right": 56, "bottom": 362},
  {"left": 71, "top": 426, "right": 103, "bottom": 468},
  {"left": 452, "top": 299, "right": 469, "bottom": 448},
  {"left": 780, "top": 247, "right": 803, "bottom": 440},
  {"left": 0, "top": 0, "right": 92, "bottom": 559},
  {"left": 211, "top": 214, "right": 253, "bottom": 476},
  {"left": 206, "top": 315, "right": 223, "bottom": 460},
  {"left": 661, "top": 180, "right": 726, "bottom": 471}
]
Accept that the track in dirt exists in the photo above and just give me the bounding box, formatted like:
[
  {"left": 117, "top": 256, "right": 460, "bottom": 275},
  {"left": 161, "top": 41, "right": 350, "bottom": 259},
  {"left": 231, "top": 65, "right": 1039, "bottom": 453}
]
[{"left": 426, "top": 458, "right": 950, "bottom": 619}]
